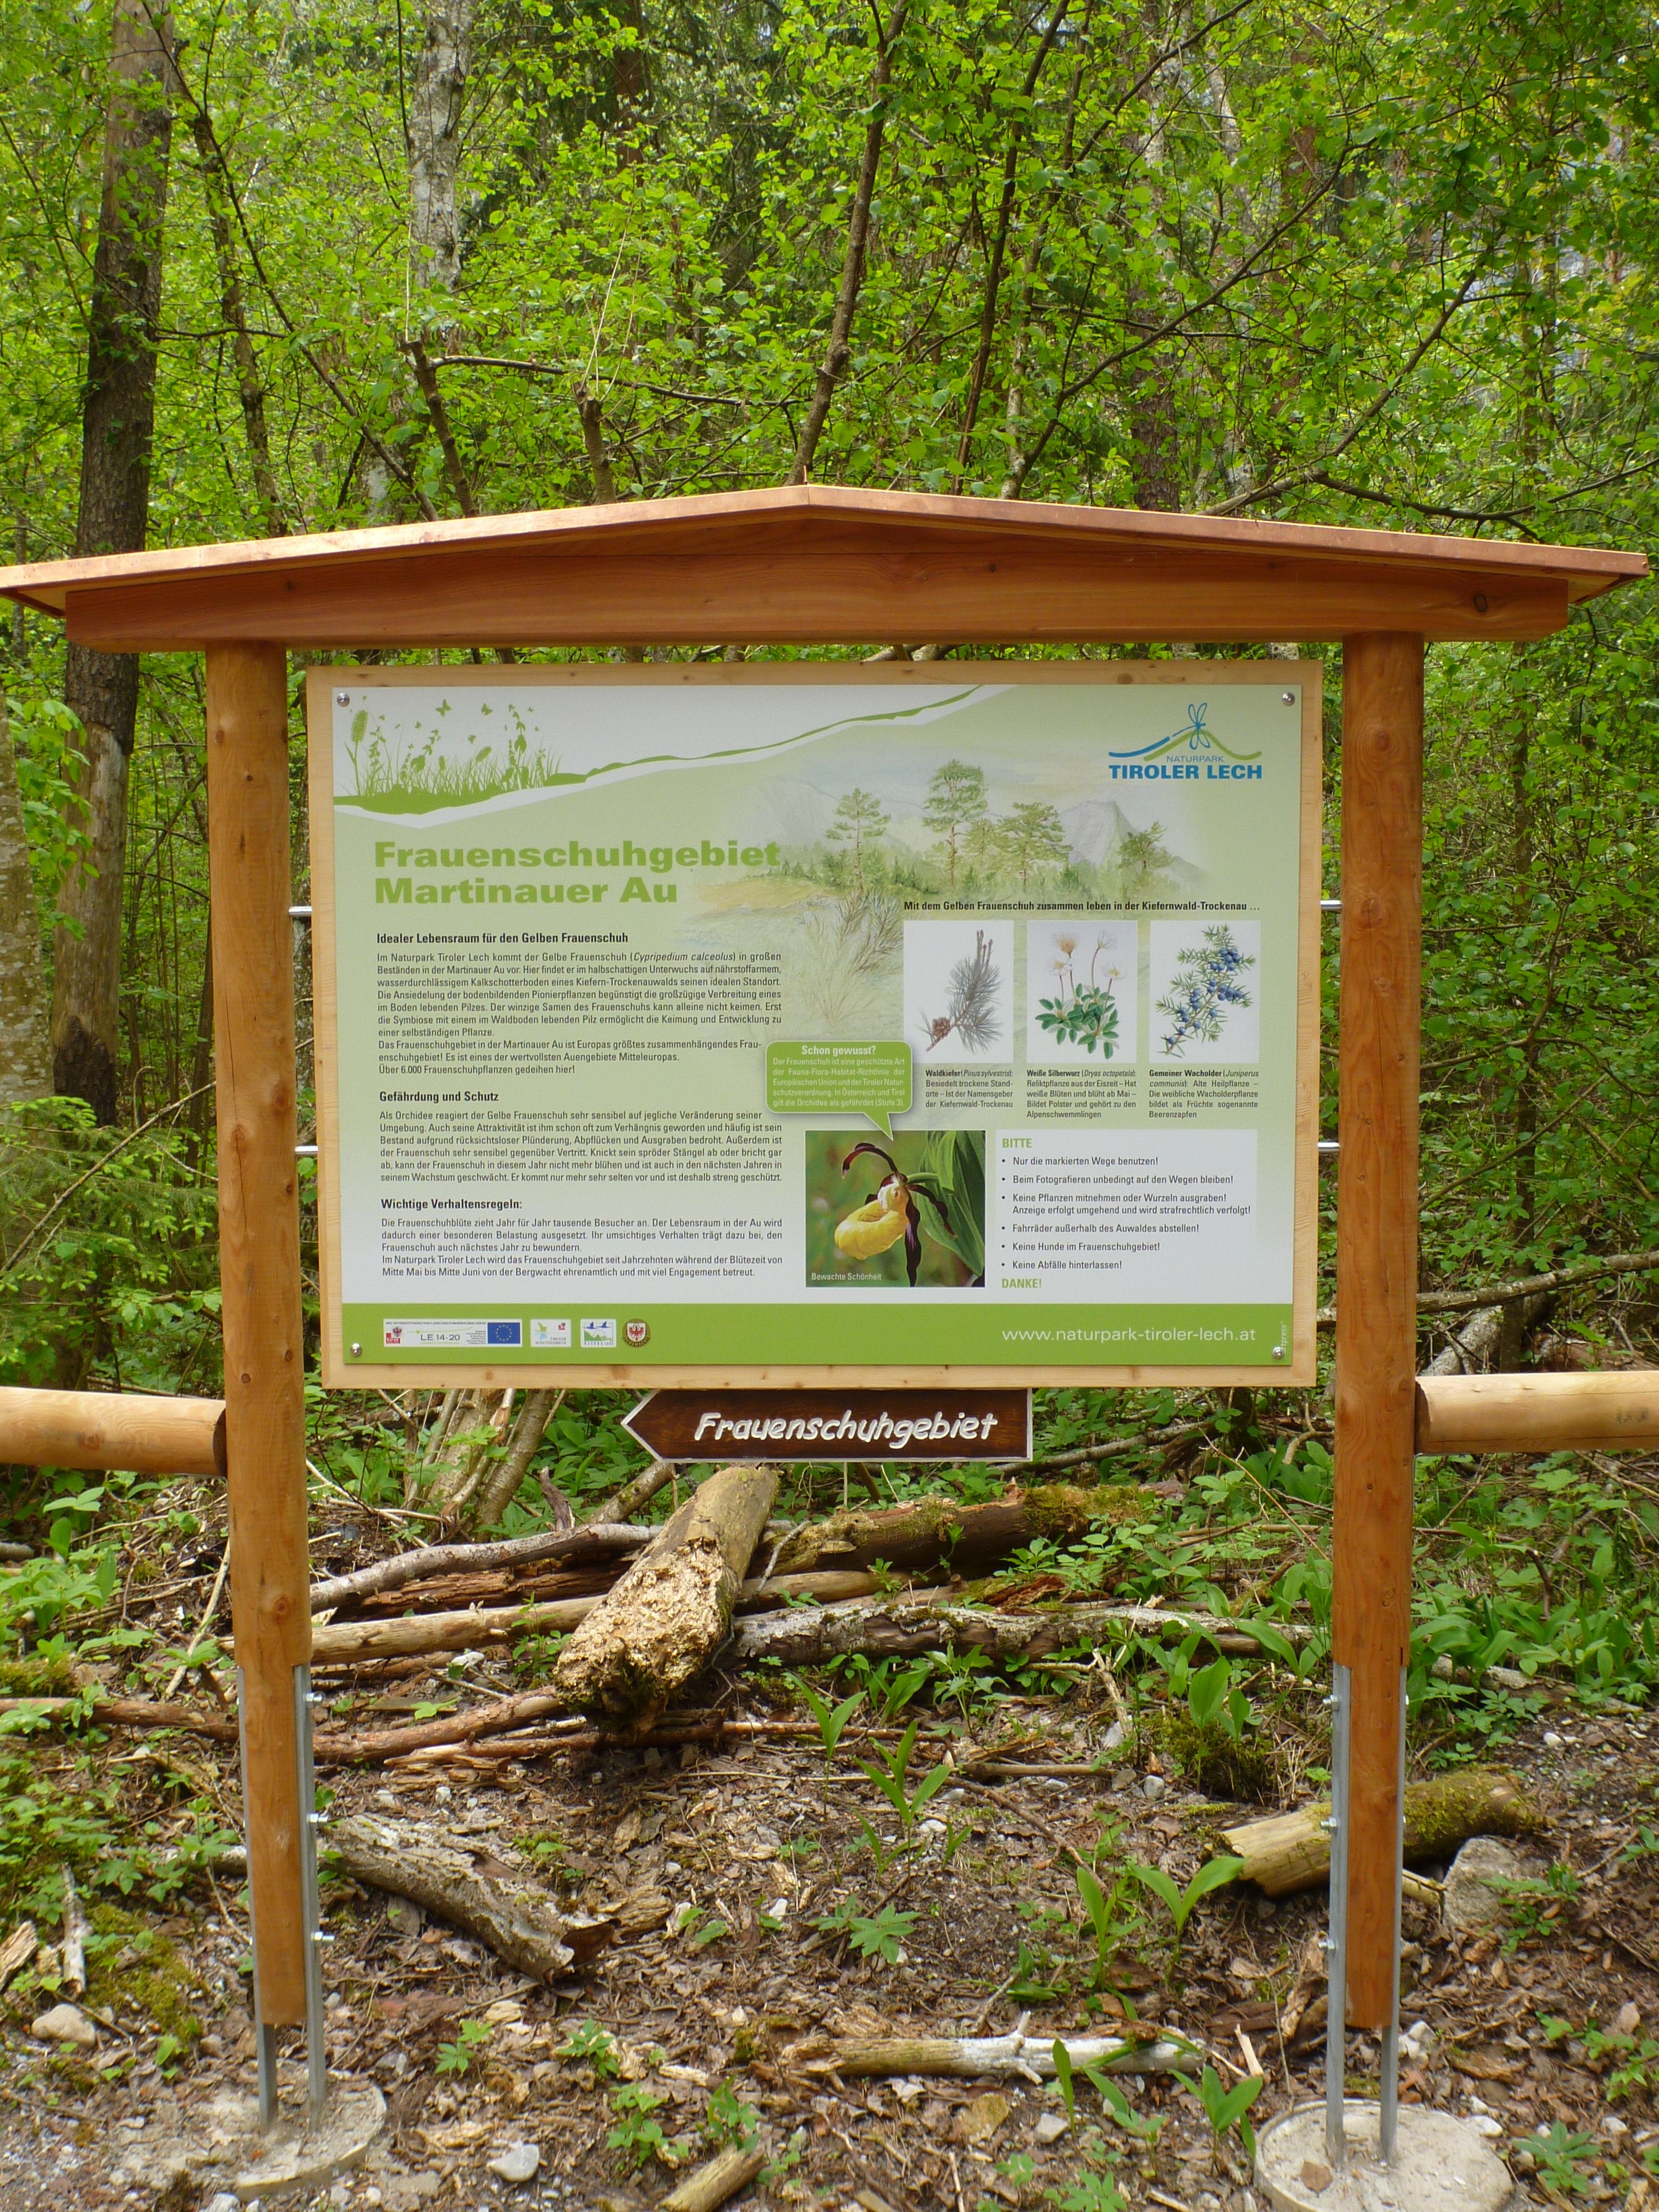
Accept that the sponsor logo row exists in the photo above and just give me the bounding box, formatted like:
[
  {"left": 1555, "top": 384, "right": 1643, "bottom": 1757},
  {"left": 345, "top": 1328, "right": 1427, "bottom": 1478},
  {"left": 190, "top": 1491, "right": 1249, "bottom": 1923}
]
[{"left": 380, "top": 1317, "right": 650, "bottom": 1351}]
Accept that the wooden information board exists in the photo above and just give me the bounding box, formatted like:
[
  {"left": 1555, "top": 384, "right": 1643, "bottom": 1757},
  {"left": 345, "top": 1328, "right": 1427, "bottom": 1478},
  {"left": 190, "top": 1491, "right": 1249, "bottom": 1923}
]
[{"left": 310, "top": 661, "right": 1322, "bottom": 1388}]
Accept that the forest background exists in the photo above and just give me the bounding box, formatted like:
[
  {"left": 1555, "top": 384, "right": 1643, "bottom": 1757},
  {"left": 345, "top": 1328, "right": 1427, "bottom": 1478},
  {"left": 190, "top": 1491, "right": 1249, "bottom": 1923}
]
[{"left": 0, "top": 0, "right": 1654, "bottom": 1509}]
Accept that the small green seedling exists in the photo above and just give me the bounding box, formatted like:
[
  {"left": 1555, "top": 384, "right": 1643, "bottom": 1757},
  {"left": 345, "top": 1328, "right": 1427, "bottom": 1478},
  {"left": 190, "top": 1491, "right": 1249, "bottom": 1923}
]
[
  {"left": 673, "top": 1903, "right": 728, "bottom": 1948},
  {"left": 1495, "top": 1862, "right": 1582, "bottom": 1952},
  {"left": 816, "top": 1895, "right": 916, "bottom": 1963},
  {"left": 1046, "top": 2173, "right": 1127, "bottom": 2212},
  {"left": 436, "top": 2017, "right": 493, "bottom": 2077},
  {"left": 1072, "top": 1859, "right": 1142, "bottom": 1988},
  {"left": 607, "top": 2081, "right": 670, "bottom": 2169},
  {"left": 1526, "top": 2122, "right": 1600, "bottom": 2197},
  {"left": 1126, "top": 1854, "right": 1246, "bottom": 1957},
  {"left": 861, "top": 1716, "right": 951, "bottom": 1835},
  {"left": 556, "top": 2018, "right": 620, "bottom": 2076},
  {"left": 1583, "top": 2022, "right": 1659, "bottom": 2100},
  {"left": 794, "top": 1679, "right": 865, "bottom": 1771},
  {"left": 1049, "top": 2037, "right": 1161, "bottom": 2143},
  {"left": 1174, "top": 2062, "right": 1263, "bottom": 2162},
  {"left": 1186, "top": 1655, "right": 1251, "bottom": 1740},
  {"left": 705, "top": 2079, "right": 761, "bottom": 2148}
]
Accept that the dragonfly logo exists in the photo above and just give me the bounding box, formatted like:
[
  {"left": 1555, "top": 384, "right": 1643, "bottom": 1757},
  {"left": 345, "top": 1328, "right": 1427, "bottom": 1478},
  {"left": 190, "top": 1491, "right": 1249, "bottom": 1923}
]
[{"left": 1109, "top": 702, "right": 1263, "bottom": 782}]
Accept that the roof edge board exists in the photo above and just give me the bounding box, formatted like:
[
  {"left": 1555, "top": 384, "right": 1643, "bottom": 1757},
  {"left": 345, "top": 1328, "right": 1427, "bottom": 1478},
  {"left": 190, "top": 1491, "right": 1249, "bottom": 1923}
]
[{"left": 0, "top": 487, "right": 1643, "bottom": 607}]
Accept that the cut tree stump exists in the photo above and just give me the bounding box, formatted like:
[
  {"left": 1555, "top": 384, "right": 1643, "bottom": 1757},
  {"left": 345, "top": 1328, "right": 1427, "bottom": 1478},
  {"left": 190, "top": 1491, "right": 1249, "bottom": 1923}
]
[
  {"left": 552, "top": 1464, "right": 778, "bottom": 1728},
  {"left": 329, "top": 1813, "right": 614, "bottom": 1978},
  {"left": 1220, "top": 1768, "right": 1543, "bottom": 1896},
  {"left": 770, "top": 1482, "right": 1144, "bottom": 1579}
]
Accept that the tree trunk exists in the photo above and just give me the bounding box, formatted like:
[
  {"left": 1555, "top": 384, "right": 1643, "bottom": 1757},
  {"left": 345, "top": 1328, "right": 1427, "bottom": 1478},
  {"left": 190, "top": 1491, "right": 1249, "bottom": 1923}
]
[
  {"left": 51, "top": 0, "right": 176, "bottom": 1124},
  {"left": 0, "top": 704, "right": 50, "bottom": 1102},
  {"left": 593, "top": 1457, "right": 677, "bottom": 1524},
  {"left": 789, "top": 0, "right": 907, "bottom": 483},
  {"left": 1220, "top": 1770, "right": 1542, "bottom": 1897},
  {"left": 189, "top": 108, "right": 285, "bottom": 536},
  {"left": 408, "top": 2, "right": 474, "bottom": 297},
  {"left": 476, "top": 1387, "right": 561, "bottom": 1528},
  {"left": 770, "top": 1482, "right": 1124, "bottom": 1580},
  {"left": 553, "top": 1465, "right": 778, "bottom": 1727}
]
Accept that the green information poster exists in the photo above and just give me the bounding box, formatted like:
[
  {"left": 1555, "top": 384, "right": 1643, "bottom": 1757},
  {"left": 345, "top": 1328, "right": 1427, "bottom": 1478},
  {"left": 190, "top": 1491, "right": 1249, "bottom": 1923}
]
[{"left": 310, "top": 664, "right": 1320, "bottom": 1386}]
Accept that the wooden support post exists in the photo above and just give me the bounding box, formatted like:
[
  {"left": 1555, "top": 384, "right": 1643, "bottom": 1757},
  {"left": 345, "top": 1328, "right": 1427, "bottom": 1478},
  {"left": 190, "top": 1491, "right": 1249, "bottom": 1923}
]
[
  {"left": 206, "top": 643, "right": 311, "bottom": 2031},
  {"left": 1333, "top": 633, "right": 1423, "bottom": 2033}
]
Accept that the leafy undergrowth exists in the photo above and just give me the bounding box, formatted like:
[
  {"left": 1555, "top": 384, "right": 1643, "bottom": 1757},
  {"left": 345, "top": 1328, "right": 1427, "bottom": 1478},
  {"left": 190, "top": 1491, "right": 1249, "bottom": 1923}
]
[{"left": 1, "top": 1378, "right": 1659, "bottom": 2205}]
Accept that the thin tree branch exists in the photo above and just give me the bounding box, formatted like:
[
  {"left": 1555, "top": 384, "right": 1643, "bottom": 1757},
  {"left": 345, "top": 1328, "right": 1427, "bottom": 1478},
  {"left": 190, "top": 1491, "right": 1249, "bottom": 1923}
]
[
  {"left": 790, "top": 0, "right": 910, "bottom": 482},
  {"left": 1204, "top": 254, "right": 1494, "bottom": 517}
]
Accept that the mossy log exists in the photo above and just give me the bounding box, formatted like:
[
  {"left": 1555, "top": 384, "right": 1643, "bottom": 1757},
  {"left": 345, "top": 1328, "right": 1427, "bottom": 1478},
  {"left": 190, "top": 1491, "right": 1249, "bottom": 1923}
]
[
  {"left": 1221, "top": 1768, "right": 1543, "bottom": 1896},
  {"left": 552, "top": 1464, "right": 778, "bottom": 1728},
  {"left": 331, "top": 1813, "right": 615, "bottom": 1979},
  {"left": 770, "top": 1481, "right": 1146, "bottom": 1580}
]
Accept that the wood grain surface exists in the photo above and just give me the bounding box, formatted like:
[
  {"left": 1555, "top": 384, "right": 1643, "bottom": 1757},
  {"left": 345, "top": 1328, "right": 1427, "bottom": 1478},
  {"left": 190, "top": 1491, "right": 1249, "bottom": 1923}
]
[
  {"left": 207, "top": 641, "right": 311, "bottom": 2028},
  {"left": 1332, "top": 631, "right": 1425, "bottom": 2031}
]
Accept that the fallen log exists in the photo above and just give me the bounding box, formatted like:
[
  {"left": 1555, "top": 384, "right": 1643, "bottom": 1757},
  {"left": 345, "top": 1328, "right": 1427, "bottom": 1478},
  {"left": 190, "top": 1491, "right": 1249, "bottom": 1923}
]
[
  {"left": 782, "top": 2023, "right": 1199, "bottom": 2081},
  {"left": 349, "top": 1562, "right": 617, "bottom": 1617},
  {"left": 662, "top": 2144, "right": 767, "bottom": 2212},
  {"left": 726, "top": 1591, "right": 1308, "bottom": 1670},
  {"left": 770, "top": 1483, "right": 1141, "bottom": 1579},
  {"left": 312, "top": 1688, "right": 568, "bottom": 1765},
  {"left": 0, "top": 1694, "right": 237, "bottom": 1742},
  {"left": 327, "top": 1813, "right": 614, "bottom": 1979},
  {"left": 310, "top": 1598, "right": 596, "bottom": 1665},
  {"left": 1016, "top": 1421, "right": 1211, "bottom": 1475},
  {"left": 553, "top": 1464, "right": 778, "bottom": 1728},
  {"left": 1220, "top": 1769, "right": 1543, "bottom": 1896},
  {"left": 309, "top": 1521, "right": 649, "bottom": 1613},
  {"left": 303, "top": 1569, "right": 885, "bottom": 1666}
]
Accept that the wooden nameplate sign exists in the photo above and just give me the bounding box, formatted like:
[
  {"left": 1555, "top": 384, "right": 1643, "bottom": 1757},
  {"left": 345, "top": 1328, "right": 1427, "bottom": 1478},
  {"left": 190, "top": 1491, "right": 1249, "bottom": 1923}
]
[{"left": 621, "top": 1388, "right": 1031, "bottom": 1463}]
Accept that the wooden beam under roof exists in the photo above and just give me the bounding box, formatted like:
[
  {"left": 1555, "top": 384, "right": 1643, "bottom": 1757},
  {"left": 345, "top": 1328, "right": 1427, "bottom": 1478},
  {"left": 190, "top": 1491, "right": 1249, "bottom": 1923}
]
[{"left": 0, "top": 484, "right": 1642, "bottom": 649}]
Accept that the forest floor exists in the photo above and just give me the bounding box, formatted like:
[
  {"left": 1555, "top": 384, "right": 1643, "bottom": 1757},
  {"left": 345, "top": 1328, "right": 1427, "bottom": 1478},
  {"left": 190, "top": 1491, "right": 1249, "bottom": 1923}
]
[
  {"left": 1, "top": 1641, "right": 1656, "bottom": 2212},
  {"left": 6, "top": 1364, "right": 1659, "bottom": 2212}
]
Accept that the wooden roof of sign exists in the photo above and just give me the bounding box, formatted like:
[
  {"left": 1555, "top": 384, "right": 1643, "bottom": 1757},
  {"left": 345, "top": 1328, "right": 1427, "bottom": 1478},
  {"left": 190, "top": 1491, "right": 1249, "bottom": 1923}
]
[{"left": 0, "top": 483, "right": 1644, "bottom": 649}]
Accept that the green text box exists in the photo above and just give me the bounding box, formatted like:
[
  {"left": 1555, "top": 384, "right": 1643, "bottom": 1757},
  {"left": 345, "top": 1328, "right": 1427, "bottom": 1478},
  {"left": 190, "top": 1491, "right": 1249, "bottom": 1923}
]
[{"left": 766, "top": 1041, "right": 912, "bottom": 1138}]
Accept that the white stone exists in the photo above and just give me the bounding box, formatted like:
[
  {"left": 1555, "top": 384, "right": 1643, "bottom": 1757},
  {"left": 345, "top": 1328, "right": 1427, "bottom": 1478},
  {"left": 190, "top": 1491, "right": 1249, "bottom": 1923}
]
[
  {"left": 1443, "top": 1837, "right": 1524, "bottom": 1934},
  {"left": 1141, "top": 1773, "right": 1167, "bottom": 1801},
  {"left": 487, "top": 2141, "right": 541, "bottom": 2184},
  {"left": 1473, "top": 2118, "right": 1504, "bottom": 2140},
  {"left": 31, "top": 2002, "right": 96, "bottom": 2049},
  {"left": 1615, "top": 2002, "right": 1642, "bottom": 2037},
  {"left": 1033, "top": 2112, "right": 1068, "bottom": 2143}
]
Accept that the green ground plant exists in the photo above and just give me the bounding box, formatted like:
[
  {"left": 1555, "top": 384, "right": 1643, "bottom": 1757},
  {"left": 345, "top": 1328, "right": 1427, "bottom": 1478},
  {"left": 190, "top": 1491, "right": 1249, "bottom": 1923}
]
[
  {"left": 435, "top": 2018, "right": 492, "bottom": 2077},
  {"left": 607, "top": 2081, "right": 671, "bottom": 2169},
  {"left": 1174, "top": 2062, "right": 1264, "bottom": 2163}
]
